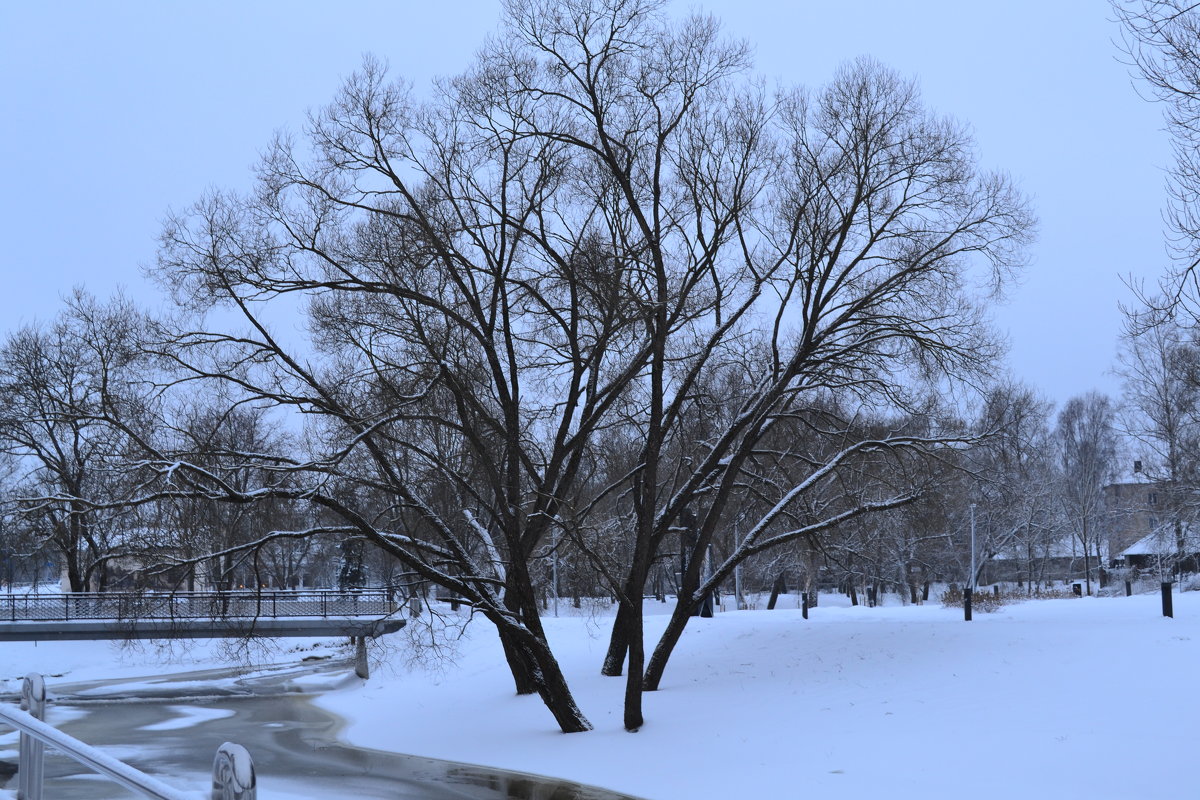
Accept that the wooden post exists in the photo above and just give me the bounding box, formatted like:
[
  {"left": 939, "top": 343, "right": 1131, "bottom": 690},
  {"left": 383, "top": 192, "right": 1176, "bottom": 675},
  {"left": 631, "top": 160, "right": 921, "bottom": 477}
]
[
  {"left": 963, "top": 587, "right": 973, "bottom": 621},
  {"left": 1162, "top": 582, "right": 1174, "bottom": 618},
  {"left": 801, "top": 594, "right": 808, "bottom": 619},
  {"left": 1125, "top": 580, "right": 1132, "bottom": 597}
]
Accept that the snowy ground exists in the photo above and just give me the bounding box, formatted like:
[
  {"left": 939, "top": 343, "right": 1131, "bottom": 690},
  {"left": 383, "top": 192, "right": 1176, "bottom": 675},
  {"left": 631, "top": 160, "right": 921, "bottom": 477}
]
[{"left": 2, "top": 591, "right": 1197, "bottom": 799}]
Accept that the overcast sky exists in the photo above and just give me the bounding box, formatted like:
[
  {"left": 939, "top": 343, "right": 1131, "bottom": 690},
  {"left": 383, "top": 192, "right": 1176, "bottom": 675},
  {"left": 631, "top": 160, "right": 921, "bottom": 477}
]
[{"left": 0, "top": 1, "right": 1171, "bottom": 407}]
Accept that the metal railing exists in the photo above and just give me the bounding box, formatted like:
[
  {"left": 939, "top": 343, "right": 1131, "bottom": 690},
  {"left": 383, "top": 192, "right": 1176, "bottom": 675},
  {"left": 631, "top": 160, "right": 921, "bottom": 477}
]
[
  {"left": 1, "top": 672, "right": 255, "bottom": 800},
  {"left": 0, "top": 588, "right": 397, "bottom": 622}
]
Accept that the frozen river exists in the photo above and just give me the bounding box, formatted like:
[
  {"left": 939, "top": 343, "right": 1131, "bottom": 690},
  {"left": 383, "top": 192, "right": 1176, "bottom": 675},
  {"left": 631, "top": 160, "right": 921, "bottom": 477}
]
[{"left": 5, "top": 659, "right": 642, "bottom": 800}]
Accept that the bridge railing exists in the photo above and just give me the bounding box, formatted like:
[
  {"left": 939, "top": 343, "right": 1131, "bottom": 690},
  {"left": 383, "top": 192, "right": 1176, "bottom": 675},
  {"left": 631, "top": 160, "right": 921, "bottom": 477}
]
[
  {"left": 1, "top": 673, "right": 255, "bottom": 800},
  {"left": 0, "top": 588, "right": 398, "bottom": 622}
]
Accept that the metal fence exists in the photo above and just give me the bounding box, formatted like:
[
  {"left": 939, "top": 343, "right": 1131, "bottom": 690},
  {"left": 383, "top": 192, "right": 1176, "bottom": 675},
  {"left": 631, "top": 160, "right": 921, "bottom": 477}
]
[
  {"left": 0, "top": 588, "right": 398, "bottom": 622},
  {"left": 2, "top": 672, "right": 255, "bottom": 799}
]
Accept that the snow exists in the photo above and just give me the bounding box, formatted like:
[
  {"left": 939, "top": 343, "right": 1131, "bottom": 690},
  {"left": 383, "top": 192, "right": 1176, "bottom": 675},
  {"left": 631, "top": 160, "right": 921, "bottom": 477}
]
[
  {"left": 319, "top": 592, "right": 1200, "bottom": 800},
  {"left": 2, "top": 592, "right": 1199, "bottom": 798},
  {"left": 137, "top": 705, "right": 235, "bottom": 731}
]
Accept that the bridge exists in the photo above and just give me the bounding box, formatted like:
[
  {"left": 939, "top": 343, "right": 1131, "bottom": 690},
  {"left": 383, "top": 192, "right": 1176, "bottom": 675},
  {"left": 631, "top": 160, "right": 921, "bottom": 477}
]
[{"left": 0, "top": 588, "right": 407, "bottom": 679}]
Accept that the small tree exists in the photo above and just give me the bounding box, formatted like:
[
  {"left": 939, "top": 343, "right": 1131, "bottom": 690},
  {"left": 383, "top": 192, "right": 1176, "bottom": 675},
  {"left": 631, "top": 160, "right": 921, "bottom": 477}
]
[{"left": 1056, "top": 392, "right": 1118, "bottom": 595}]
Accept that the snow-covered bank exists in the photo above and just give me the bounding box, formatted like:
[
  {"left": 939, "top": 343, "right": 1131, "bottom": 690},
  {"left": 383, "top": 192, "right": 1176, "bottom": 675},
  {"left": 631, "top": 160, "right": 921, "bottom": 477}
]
[{"left": 321, "top": 593, "right": 1200, "bottom": 800}]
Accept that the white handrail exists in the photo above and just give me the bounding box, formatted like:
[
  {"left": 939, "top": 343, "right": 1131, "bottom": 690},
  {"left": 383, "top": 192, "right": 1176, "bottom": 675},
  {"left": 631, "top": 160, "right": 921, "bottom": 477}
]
[{"left": 0, "top": 673, "right": 255, "bottom": 800}]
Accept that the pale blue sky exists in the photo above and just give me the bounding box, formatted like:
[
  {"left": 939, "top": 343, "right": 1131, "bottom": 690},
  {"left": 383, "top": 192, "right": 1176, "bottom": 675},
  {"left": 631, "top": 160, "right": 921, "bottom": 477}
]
[{"left": 0, "top": 1, "right": 1169, "bottom": 406}]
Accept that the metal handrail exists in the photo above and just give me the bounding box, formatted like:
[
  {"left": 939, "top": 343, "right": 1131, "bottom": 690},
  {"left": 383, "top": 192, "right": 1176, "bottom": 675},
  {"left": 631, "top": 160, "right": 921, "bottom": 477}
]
[
  {"left": 0, "top": 587, "right": 399, "bottom": 622},
  {"left": 0, "top": 673, "right": 255, "bottom": 800}
]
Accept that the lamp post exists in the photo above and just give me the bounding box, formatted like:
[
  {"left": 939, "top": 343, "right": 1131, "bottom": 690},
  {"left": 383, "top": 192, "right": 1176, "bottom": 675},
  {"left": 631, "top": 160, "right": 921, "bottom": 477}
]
[
  {"left": 965, "top": 503, "right": 976, "bottom": 622},
  {"left": 970, "top": 502, "right": 977, "bottom": 591}
]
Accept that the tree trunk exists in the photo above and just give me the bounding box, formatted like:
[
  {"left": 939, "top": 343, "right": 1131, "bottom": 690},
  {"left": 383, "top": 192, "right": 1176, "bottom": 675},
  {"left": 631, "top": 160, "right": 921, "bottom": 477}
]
[
  {"left": 643, "top": 593, "right": 695, "bottom": 691},
  {"left": 766, "top": 572, "right": 786, "bottom": 610},
  {"left": 602, "top": 600, "right": 634, "bottom": 676},
  {"left": 498, "top": 627, "right": 539, "bottom": 695},
  {"left": 623, "top": 606, "right": 645, "bottom": 730},
  {"left": 500, "top": 571, "right": 541, "bottom": 695},
  {"left": 508, "top": 628, "right": 593, "bottom": 733}
]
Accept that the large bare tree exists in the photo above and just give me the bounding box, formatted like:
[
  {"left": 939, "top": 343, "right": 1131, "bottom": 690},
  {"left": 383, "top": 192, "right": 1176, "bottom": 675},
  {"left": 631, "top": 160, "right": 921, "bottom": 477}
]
[{"left": 26, "top": 0, "right": 1033, "bottom": 735}]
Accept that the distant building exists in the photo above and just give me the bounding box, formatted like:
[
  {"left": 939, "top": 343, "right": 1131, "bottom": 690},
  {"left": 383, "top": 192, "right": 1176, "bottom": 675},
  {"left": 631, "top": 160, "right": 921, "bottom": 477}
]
[
  {"left": 1114, "top": 524, "right": 1200, "bottom": 574},
  {"left": 1103, "top": 479, "right": 1162, "bottom": 564}
]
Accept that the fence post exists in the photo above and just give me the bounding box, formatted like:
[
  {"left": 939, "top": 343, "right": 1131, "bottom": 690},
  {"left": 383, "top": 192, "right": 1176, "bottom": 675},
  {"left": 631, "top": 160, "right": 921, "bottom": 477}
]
[
  {"left": 212, "top": 742, "right": 256, "bottom": 800},
  {"left": 19, "top": 672, "right": 46, "bottom": 800}
]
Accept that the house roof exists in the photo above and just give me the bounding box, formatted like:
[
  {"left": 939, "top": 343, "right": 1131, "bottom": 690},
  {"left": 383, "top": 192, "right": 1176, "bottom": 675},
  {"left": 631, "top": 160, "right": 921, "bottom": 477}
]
[{"left": 1120, "top": 524, "right": 1200, "bottom": 557}]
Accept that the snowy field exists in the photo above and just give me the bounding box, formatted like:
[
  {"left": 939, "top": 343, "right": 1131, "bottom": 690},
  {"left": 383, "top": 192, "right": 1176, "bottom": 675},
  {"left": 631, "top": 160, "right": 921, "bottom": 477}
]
[{"left": 1, "top": 591, "right": 1197, "bottom": 799}]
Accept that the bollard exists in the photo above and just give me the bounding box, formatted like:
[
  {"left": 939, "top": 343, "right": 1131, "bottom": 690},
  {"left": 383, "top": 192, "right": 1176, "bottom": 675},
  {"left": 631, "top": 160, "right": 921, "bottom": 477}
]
[
  {"left": 963, "top": 587, "right": 973, "bottom": 622},
  {"left": 19, "top": 672, "right": 46, "bottom": 800},
  {"left": 1162, "top": 582, "right": 1174, "bottom": 618},
  {"left": 801, "top": 594, "right": 808, "bottom": 620},
  {"left": 212, "top": 742, "right": 256, "bottom": 800}
]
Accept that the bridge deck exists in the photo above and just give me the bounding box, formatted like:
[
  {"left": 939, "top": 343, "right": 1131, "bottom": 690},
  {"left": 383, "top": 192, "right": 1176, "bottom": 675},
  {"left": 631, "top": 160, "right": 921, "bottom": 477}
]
[
  {"left": 0, "top": 589, "right": 406, "bottom": 641},
  {"left": 0, "top": 617, "right": 405, "bottom": 641}
]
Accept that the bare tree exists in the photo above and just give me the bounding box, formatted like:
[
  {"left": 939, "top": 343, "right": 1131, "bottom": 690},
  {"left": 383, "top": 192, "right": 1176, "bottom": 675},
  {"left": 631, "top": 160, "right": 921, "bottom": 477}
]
[
  {"left": 963, "top": 383, "right": 1062, "bottom": 589},
  {"left": 135, "top": 0, "right": 771, "bottom": 735},
  {"left": 1056, "top": 392, "right": 1119, "bottom": 595},
  {"left": 23, "top": 0, "right": 1031, "bottom": 735},
  {"left": 627, "top": 57, "right": 1031, "bottom": 717},
  {"left": 1114, "top": 1, "right": 1200, "bottom": 317},
  {"left": 0, "top": 292, "right": 154, "bottom": 591},
  {"left": 1116, "top": 315, "right": 1200, "bottom": 573}
]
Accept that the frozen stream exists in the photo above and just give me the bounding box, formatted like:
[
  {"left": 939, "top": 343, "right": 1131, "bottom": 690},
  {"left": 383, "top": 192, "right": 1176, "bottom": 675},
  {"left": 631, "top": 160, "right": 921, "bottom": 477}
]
[{"left": 1, "top": 658, "right": 642, "bottom": 800}]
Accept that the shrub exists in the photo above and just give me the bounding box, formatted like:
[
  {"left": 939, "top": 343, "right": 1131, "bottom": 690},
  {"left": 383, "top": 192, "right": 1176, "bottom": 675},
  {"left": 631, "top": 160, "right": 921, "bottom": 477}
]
[{"left": 938, "top": 585, "right": 1073, "bottom": 612}]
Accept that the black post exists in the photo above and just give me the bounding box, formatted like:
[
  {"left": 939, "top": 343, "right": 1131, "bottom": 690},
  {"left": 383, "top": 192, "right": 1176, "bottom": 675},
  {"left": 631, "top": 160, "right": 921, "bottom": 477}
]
[
  {"left": 963, "top": 587, "right": 973, "bottom": 621},
  {"left": 801, "top": 593, "right": 808, "bottom": 619},
  {"left": 1162, "top": 582, "right": 1174, "bottom": 618},
  {"left": 1125, "top": 580, "right": 1132, "bottom": 597}
]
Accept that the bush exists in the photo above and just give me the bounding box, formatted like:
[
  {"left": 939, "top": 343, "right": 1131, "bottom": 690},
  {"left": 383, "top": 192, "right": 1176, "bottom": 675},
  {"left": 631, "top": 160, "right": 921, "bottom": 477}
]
[{"left": 939, "top": 585, "right": 1074, "bottom": 612}]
